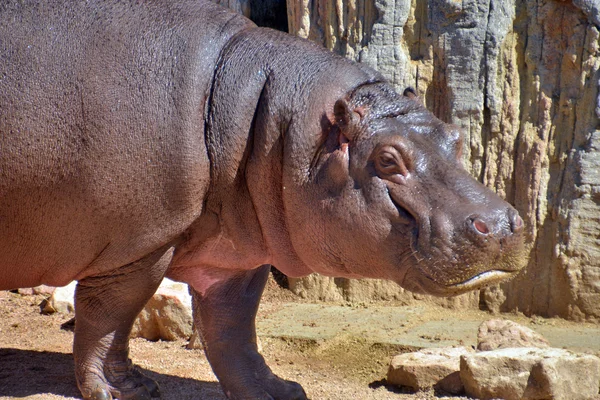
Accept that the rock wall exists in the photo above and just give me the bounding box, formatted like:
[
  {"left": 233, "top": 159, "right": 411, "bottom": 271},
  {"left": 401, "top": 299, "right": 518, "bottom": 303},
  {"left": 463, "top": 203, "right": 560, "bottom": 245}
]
[{"left": 215, "top": 0, "right": 600, "bottom": 321}]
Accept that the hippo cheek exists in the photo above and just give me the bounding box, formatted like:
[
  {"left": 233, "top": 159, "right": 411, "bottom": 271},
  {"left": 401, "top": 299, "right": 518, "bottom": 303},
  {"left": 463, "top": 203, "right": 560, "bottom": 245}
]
[
  {"left": 286, "top": 180, "right": 417, "bottom": 281},
  {"left": 384, "top": 181, "right": 436, "bottom": 261}
]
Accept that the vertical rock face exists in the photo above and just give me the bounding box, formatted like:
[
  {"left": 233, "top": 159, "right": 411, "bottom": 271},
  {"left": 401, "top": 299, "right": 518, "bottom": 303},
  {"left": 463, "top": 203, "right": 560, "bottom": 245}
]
[
  {"left": 504, "top": 0, "right": 600, "bottom": 322},
  {"left": 215, "top": 0, "right": 600, "bottom": 320}
]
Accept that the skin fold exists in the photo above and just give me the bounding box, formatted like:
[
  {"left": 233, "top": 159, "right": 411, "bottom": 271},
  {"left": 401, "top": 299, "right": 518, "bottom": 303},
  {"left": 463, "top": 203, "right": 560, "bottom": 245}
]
[{"left": 0, "top": 1, "right": 525, "bottom": 399}]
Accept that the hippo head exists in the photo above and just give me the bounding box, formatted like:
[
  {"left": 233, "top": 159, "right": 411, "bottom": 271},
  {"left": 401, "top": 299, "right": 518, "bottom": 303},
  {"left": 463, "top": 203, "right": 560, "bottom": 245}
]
[{"left": 284, "top": 83, "right": 525, "bottom": 296}]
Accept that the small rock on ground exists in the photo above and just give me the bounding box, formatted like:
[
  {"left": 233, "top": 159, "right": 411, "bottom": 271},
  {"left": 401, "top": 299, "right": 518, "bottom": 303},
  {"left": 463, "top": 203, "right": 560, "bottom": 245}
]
[
  {"left": 387, "top": 346, "right": 474, "bottom": 394},
  {"left": 40, "top": 281, "right": 76, "bottom": 314},
  {"left": 17, "top": 285, "right": 56, "bottom": 296},
  {"left": 477, "top": 319, "right": 549, "bottom": 351}
]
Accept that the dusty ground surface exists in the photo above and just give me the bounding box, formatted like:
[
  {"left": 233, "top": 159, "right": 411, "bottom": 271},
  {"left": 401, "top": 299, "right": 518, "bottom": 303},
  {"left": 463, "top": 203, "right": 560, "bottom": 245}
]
[{"left": 1, "top": 278, "right": 598, "bottom": 400}]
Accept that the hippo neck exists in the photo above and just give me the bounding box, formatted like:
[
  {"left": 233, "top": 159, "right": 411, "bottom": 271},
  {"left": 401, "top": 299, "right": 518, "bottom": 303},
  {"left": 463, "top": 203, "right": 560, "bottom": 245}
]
[{"left": 203, "top": 27, "right": 379, "bottom": 275}]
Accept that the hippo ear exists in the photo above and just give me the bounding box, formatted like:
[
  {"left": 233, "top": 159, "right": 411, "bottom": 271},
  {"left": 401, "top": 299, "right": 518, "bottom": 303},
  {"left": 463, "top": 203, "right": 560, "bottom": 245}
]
[
  {"left": 403, "top": 87, "right": 422, "bottom": 104},
  {"left": 441, "top": 124, "right": 464, "bottom": 161},
  {"left": 450, "top": 127, "right": 464, "bottom": 161},
  {"left": 334, "top": 99, "right": 363, "bottom": 142}
]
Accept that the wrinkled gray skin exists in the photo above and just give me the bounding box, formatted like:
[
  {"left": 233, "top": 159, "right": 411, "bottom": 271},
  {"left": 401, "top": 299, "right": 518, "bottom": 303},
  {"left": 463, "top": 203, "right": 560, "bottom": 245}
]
[{"left": 0, "top": 1, "right": 525, "bottom": 399}]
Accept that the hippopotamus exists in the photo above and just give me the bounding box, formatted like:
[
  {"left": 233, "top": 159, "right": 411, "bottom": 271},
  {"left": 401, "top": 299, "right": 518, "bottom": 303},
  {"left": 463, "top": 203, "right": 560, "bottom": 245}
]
[{"left": 0, "top": 1, "right": 525, "bottom": 399}]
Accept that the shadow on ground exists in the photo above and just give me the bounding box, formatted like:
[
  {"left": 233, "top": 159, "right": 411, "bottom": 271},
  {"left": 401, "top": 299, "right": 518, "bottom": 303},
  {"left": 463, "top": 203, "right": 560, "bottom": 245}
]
[{"left": 0, "top": 348, "right": 225, "bottom": 399}]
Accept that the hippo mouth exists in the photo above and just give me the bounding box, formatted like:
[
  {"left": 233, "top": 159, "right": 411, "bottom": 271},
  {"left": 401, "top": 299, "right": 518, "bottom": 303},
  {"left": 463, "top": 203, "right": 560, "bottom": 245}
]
[
  {"left": 448, "top": 269, "right": 518, "bottom": 291},
  {"left": 402, "top": 268, "right": 520, "bottom": 297}
]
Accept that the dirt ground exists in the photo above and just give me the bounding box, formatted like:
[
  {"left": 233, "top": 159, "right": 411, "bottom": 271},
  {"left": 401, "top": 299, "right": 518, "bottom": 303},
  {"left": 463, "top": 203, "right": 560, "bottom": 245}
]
[{"left": 0, "top": 278, "right": 595, "bottom": 400}]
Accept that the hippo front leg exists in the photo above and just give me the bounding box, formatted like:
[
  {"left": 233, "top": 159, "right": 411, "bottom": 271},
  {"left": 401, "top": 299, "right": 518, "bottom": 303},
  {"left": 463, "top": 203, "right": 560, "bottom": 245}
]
[
  {"left": 74, "top": 245, "right": 172, "bottom": 400},
  {"left": 191, "top": 265, "right": 307, "bottom": 400}
]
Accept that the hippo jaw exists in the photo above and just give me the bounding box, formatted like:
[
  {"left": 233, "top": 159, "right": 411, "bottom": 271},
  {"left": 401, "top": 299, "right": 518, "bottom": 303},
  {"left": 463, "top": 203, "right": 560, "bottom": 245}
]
[
  {"left": 381, "top": 160, "right": 526, "bottom": 296},
  {"left": 451, "top": 270, "right": 519, "bottom": 290},
  {"left": 380, "top": 207, "right": 525, "bottom": 297},
  {"left": 400, "top": 261, "right": 525, "bottom": 297}
]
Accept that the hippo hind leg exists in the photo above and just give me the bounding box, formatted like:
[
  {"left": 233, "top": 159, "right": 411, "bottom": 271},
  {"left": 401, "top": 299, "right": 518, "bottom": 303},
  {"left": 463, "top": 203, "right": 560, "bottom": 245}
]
[
  {"left": 73, "top": 245, "right": 173, "bottom": 400},
  {"left": 191, "top": 265, "right": 307, "bottom": 400}
]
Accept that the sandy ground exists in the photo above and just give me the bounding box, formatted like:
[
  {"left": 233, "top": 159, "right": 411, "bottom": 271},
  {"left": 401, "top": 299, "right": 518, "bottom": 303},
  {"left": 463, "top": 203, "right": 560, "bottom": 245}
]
[
  {"left": 3, "top": 277, "right": 598, "bottom": 400},
  {"left": 0, "top": 280, "right": 471, "bottom": 400}
]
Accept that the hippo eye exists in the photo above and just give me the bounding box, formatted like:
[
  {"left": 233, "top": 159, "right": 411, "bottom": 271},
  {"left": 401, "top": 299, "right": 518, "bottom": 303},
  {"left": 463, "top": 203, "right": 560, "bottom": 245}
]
[
  {"left": 375, "top": 147, "right": 410, "bottom": 179},
  {"left": 378, "top": 153, "right": 398, "bottom": 170}
]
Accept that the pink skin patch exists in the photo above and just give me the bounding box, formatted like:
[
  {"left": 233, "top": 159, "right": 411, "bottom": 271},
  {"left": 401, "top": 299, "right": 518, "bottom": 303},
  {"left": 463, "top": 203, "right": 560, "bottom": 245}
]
[
  {"left": 167, "top": 265, "right": 240, "bottom": 296},
  {"left": 339, "top": 131, "right": 349, "bottom": 147}
]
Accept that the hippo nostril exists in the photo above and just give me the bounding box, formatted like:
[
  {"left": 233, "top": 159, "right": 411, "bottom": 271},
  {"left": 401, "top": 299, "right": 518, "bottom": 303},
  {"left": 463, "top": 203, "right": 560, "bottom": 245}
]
[
  {"left": 510, "top": 211, "right": 524, "bottom": 234},
  {"left": 471, "top": 217, "right": 490, "bottom": 235}
]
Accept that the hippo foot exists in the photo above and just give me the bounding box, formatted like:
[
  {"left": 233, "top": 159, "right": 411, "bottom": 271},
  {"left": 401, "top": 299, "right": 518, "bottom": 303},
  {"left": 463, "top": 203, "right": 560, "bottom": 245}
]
[
  {"left": 80, "top": 362, "right": 160, "bottom": 400},
  {"left": 224, "top": 374, "right": 307, "bottom": 400}
]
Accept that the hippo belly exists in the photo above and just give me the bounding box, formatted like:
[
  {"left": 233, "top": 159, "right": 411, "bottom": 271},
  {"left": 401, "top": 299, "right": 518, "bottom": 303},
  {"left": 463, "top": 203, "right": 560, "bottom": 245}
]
[{"left": 0, "top": 151, "right": 206, "bottom": 289}]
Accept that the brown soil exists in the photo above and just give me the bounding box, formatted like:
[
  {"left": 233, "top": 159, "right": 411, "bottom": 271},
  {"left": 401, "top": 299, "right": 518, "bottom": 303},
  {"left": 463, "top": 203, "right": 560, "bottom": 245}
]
[{"left": 0, "top": 277, "right": 573, "bottom": 400}]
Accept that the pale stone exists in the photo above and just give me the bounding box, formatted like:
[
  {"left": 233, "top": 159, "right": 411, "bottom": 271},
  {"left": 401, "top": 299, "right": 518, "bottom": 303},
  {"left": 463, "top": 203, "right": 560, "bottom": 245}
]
[
  {"left": 387, "top": 346, "right": 474, "bottom": 394},
  {"left": 40, "top": 281, "right": 76, "bottom": 314},
  {"left": 288, "top": 274, "right": 344, "bottom": 302},
  {"left": 480, "top": 284, "right": 507, "bottom": 314},
  {"left": 187, "top": 329, "right": 203, "bottom": 350},
  {"left": 477, "top": 319, "right": 549, "bottom": 351},
  {"left": 523, "top": 354, "right": 600, "bottom": 399},
  {"left": 131, "top": 278, "right": 193, "bottom": 341},
  {"left": 460, "top": 347, "right": 600, "bottom": 400},
  {"left": 18, "top": 285, "right": 55, "bottom": 296}
]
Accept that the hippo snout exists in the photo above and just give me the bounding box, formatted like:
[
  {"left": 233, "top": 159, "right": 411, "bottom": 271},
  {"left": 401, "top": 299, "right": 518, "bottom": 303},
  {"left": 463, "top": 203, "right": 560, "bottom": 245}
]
[{"left": 405, "top": 203, "right": 526, "bottom": 296}]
